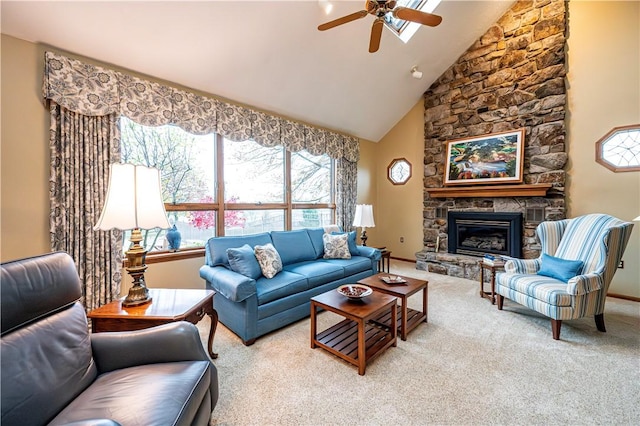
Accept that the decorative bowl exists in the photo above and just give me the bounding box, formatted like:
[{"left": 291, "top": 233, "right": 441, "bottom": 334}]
[{"left": 337, "top": 284, "right": 372, "bottom": 300}]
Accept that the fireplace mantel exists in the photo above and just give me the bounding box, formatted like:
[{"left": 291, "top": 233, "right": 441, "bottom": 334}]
[{"left": 426, "top": 183, "right": 552, "bottom": 198}]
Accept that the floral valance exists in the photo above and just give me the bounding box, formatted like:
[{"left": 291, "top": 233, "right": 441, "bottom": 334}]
[{"left": 43, "top": 51, "right": 359, "bottom": 162}]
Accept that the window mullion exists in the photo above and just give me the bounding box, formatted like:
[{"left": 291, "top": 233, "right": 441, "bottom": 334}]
[
  {"left": 215, "top": 133, "right": 225, "bottom": 236},
  {"left": 285, "top": 150, "right": 292, "bottom": 230}
]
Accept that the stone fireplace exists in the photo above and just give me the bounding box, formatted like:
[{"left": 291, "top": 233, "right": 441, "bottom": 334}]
[{"left": 416, "top": 0, "right": 568, "bottom": 281}]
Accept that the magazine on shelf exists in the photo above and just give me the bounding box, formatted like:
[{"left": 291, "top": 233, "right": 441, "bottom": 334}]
[{"left": 483, "top": 254, "right": 506, "bottom": 267}]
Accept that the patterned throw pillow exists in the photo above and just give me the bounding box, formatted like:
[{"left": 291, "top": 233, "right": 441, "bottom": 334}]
[
  {"left": 331, "top": 231, "right": 359, "bottom": 256},
  {"left": 323, "top": 233, "right": 351, "bottom": 259},
  {"left": 254, "top": 243, "right": 283, "bottom": 279}
]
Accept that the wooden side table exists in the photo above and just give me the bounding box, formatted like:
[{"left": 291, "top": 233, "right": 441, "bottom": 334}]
[
  {"left": 88, "top": 288, "right": 218, "bottom": 359},
  {"left": 376, "top": 246, "right": 391, "bottom": 273},
  {"left": 358, "top": 273, "right": 428, "bottom": 341},
  {"left": 478, "top": 261, "right": 504, "bottom": 305}
]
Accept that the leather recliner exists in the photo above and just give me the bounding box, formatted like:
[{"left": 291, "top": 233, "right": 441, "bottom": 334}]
[{"left": 1, "top": 251, "right": 218, "bottom": 425}]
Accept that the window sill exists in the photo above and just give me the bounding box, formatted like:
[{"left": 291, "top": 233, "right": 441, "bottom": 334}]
[{"left": 123, "top": 247, "right": 205, "bottom": 267}]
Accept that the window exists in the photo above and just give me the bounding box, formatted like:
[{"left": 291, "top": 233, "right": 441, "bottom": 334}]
[
  {"left": 595, "top": 125, "right": 640, "bottom": 172},
  {"left": 119, "top": 117, "right": 335, "bottom": 255},
  {"left": 385, "top": 0, "right": 442, "bottom": 43},
  {"left": 387, "top": 158, "right": 412, "bottom": 185}
]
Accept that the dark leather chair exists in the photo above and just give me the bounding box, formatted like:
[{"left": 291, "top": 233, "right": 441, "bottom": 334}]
[{"left": 1, "top": 252, "right": 218, "bottom": 425}]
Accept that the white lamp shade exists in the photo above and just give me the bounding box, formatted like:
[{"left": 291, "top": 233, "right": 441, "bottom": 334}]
[
  {"left": 94, "top": 163, "right": 171, "bottom": 231},
  {"left": 353, "top": 204, "right": 375, "bottom": 228}
]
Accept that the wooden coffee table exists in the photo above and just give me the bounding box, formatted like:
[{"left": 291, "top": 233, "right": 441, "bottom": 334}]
[
  {"left": 358, "top": 273, "right": 428, "bottom": 341},
  {"left": 310, "top": 289, "right": 397, "bottom": 375},
  {"left": 88, "top": 288, "right": 218, "bottom": 359}
]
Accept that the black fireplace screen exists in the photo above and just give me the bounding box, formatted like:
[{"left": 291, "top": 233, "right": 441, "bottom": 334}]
[{"left": 447, "top": 212, "right": 522, "bottom": 258}]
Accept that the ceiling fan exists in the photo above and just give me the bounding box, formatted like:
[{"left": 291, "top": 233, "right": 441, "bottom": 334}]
[{"left": 318, "top": 0, "right": 443, "bottom": 53}]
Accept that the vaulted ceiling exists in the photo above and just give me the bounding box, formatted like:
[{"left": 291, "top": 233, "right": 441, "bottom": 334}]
[{"left": 1, "top": 0, "right": 513, "bottom": 141}]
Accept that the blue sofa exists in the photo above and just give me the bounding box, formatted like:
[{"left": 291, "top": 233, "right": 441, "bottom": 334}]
[{"left": 199, "top": 228, "right": 381, "bottom": 345}]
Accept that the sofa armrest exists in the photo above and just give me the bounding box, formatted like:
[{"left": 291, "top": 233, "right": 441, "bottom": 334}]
[
  {"left": 199, "top": 265, "right": 257, "bottom": 302},
  {"left": 91, "top": 322, "right": 211, "bottom": 374},
  {"left": 505, "top": 258, "right": 540, "bottom": 274},
  {"left": 567, "top": 273, "right": 604, "bottom": 295},
  {"left": 356, "top": 245, "right": 381, "bottom": 261}
]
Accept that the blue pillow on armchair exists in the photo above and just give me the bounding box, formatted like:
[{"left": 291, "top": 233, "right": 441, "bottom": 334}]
[{"left": 537, "top": 253, "right": 584, "bottom": 282}]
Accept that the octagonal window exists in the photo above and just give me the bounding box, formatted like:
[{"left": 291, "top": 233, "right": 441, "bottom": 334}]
[
  {"left": 596, "top": 125, "right": 640, "bottom": 172},
  {"left": 387, "top": 158, "right": 412, "bottom": 185}
]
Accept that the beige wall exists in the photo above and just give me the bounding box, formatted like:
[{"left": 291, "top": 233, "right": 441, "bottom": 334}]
[
  {"left": 566, "top": 1, "right": 640, "bottom": 297},
  {"left": 355, "top": 138, "right": 378, "bottom": 244},
  {"left": 1, "top": 35, "right": 51, "bottom": 259},
  {"left": 373, "top": 101, "right": 425, "bottom": 260}
]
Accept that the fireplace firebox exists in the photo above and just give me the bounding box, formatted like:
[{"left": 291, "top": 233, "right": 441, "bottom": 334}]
[{"left": 447, "top": 212, "right": 522, "bottom": 258}]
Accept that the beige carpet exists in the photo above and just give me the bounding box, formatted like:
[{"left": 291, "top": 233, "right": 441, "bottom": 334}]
[{"left": 198, "top": 260, "right": 640, "bottom": 426}]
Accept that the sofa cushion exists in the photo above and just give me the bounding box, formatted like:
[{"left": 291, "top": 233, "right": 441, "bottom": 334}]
[
  {"left": 270, "top": 230, "right": 317, "bottom": 265},
  {"left": 254, "top": 243, "right": 283, "bottom": 279},
  {"left": 256, "top": 271, "right": 308, "bottom": 305},
  {"left": 206, "top": 232, "right": 272, "bottom": 266},
  {"left": 227, "top": 244, "right": 262, "bottom": 279},
  {"left": 306, "top": 228, "right": 326, "bottom": 259},
  {"left": 537, "top": 253, "right": 584, "bottom": 282},
  {"left": 49, "top": 361, "right": 211, "bottom": 426},
  {"left": 283, "top": 261, "right": 345, "bottom": 287},
  {"left": 332, "top": 231, "right": 359, "bottom": 256},
  {"left": 323, "top": 233, "right": 351, "bottom": 259},
  {"left": 319, "top": 256, "right": 372, "bottom": 276}
]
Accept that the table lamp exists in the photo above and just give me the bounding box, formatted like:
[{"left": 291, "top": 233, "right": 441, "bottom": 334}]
[
  {"left": 353, "top": 204, "right": 375, "bottom": 246},
  {"left": 94, "top": 163, "right": 171, "bottom": 306}
]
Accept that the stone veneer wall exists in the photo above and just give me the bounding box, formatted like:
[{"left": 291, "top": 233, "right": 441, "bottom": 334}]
[{"left": 416, "top": 0, "right": 568, "bottom": 281}]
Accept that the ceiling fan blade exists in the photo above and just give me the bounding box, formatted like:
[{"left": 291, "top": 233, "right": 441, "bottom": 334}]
[
  {"left": 369, "top": 18, "right": 384, "bottom": 53},
  {"left": 393, "top": 7, "right": 443, "bottom": 27},
  {"left": 318, "top": 10, "right": 368, "bottom": 31}
]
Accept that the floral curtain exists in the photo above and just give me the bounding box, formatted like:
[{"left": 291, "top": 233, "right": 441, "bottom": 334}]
[
  {"left": 336, "top": 159, "right": 358, "bottom": 232},
  {"left": 49, "top": 102, "right": 122, "bottom": 311},
  {"left": 43, "top": 51, "right": 360, "bottom": 162},
  {"left": 43, "top": 51, "right": 360, "bottom": 298}
]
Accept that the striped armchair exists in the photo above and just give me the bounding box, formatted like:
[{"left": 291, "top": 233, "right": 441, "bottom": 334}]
[{"left": 495, "top": 214, "right": 634, "bottom": 340}]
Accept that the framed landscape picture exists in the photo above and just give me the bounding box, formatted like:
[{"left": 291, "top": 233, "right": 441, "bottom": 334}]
[{"left": 444, "top": 128, "right": 525, "bottom": 185}]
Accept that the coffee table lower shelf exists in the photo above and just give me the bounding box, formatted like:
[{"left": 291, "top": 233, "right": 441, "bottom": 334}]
[
  {"left": 370, "top": 305, "right": 425, "bottom": 334},
  {"left": 315, "top": 318, "right": 395, "bottom": 368}
]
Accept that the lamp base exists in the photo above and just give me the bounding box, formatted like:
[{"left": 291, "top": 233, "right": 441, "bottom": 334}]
[
  {"left": 360, "top": 230, "right": 368, "bottom": 246},
  {"left": 122, "top": 284, "right": 152, "bottom": 307},
  {"left": 122, "top": 228, "right": 153, "bottom": 307}
]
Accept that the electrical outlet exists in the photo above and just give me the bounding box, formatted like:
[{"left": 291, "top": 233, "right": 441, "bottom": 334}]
[
  {"left": 400, "top": 237, "right": 404, "bottom": 243},
  {"left": 618, "top": 260, "right": 624, "bottom": 269}
]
